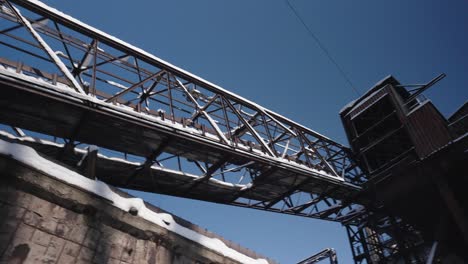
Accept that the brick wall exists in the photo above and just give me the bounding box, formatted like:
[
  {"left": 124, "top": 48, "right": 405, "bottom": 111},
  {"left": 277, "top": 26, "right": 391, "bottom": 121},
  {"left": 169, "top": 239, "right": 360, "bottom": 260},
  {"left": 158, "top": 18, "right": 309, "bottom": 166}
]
[{"left": 0, "top": 156, "right": 261, "bottom": 264}]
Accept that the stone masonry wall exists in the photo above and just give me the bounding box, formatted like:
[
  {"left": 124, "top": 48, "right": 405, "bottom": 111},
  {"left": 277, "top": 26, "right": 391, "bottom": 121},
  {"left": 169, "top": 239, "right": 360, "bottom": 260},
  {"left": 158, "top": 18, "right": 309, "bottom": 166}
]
[{"left": 0, "top": 155, "right": 268, "bottom": 264}]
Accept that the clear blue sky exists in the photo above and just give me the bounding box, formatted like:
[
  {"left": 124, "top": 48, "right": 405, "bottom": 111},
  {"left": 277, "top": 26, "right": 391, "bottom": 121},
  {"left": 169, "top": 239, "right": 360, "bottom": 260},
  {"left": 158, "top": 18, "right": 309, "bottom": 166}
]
[{"left": 31, "top": 0, "right": 468, "bottom": 263}]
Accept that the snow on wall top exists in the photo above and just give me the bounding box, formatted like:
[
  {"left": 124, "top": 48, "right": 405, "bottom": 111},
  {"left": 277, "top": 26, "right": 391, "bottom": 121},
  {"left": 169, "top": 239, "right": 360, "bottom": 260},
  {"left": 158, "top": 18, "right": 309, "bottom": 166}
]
[{"left": 0, "top": 138, "right": 270, "bottom": 264}]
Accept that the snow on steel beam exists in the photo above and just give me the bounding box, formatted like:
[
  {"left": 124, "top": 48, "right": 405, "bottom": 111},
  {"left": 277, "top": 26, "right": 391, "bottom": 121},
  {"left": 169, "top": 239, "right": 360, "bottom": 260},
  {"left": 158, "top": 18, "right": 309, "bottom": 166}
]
[{"left": 7, "top": 0, "right": 341, "bottom": 145}]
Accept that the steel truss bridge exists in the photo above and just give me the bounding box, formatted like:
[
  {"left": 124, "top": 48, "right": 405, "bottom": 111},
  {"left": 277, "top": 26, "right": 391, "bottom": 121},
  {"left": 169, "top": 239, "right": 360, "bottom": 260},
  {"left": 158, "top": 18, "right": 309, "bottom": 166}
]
[{"left": 0, "top": 0, "right": 368, "bottom": 223}]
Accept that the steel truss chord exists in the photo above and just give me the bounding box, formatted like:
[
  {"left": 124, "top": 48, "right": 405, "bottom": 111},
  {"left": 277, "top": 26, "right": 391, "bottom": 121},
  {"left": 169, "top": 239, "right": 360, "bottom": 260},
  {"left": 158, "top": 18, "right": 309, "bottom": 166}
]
[{"left": 2, "top": 0, "right": 84, "bottom": 93}]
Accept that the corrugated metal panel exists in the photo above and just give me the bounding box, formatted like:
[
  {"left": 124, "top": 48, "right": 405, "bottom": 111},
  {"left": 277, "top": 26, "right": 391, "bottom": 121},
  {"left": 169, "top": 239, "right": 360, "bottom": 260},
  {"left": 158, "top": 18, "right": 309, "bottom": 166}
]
[{"left": 405, "top": 102, "right": 451, "bottom": 158}]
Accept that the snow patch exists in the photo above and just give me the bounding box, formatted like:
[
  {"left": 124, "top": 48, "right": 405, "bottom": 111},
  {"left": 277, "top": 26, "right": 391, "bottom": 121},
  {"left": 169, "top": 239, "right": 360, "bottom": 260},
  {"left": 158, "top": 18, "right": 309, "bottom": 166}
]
[
  {"left": 0, "top": 130, "right": 247, "bottom": 189},
  {"left": 339, "top": 99, "right": 357, "bottom": 114},
  {"left": 106, "top": 80, "right": 128, "bottom": 90},
  {"left": 0, "top": 139, "right": 269, "bottom": 264}
]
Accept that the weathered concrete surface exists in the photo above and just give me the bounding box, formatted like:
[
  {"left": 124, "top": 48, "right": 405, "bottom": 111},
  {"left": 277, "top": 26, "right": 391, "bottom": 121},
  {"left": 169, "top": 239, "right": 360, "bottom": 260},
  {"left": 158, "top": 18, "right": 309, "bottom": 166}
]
[{"left": 0, "top": 155, "right": 273, "bottom": 264}]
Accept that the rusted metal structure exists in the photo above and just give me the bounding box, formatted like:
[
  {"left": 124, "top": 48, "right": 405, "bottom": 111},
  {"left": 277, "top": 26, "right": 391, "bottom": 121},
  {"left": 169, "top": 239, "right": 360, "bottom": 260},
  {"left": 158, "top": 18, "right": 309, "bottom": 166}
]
[
  {"left": 297, "top": 248, "right": 338, "bottom": 264},
  {"left": 340, "top": 76, "right": 468, "bottom": 263},
  {"left": 0, "top": 1, "right": 467, "bottom": 263}
]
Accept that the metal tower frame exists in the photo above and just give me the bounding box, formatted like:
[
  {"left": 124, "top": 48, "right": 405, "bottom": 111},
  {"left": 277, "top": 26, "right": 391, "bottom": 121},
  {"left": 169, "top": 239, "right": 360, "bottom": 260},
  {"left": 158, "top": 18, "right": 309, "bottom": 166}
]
[{"left": 297, "top": 248, "right": 338, "bottom": 264}]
